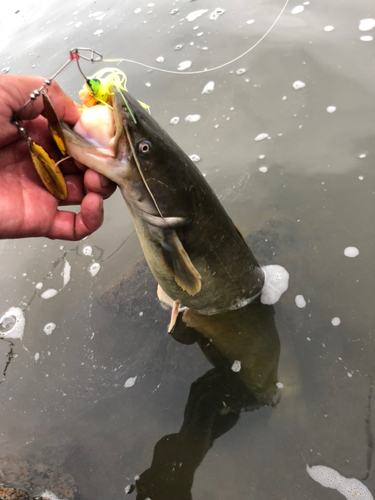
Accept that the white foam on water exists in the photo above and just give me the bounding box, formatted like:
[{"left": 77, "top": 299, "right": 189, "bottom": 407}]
[
  {"left": 295, "top": 295, "right": 307, "bottom": 308},
  {"left": 231, "top": 360, "right": 241, "bottom": 372},
  {"left": 291, "top": 5, "right": 304, "bottom": 14},
  {"left": 89, "top": 262, "right": 101, "bottom": 277},
  {"left": 331, "top": 317, "right": 341, "bottom": 326},
  {"left": 170, "top": 116, "right": 180, "bottom": 125},
  {"left": 125, "top": 485, "right": 132, "bottom": 494},
  {"left": 93, "top": 29, "right": 103, "bottom": 36},
  {"left": 202, "top": 81, "right": 215, "bottom": 94},
  {"left": 344, "top": 246, "right": 359, "bottom": 257},
  {"left": 44, "top": 323, "right": 56, "bottom": 335},
  {"left": 83, "top": 245, "right": 92, "bottom": 256},
  {"left": 35, "top": 352, "right": 40, "bottom": 361},
  {"left": 327, "top": 106, "right": 336, "bottom": 113},
  {"left": 236, "top": 68, "right": 246, "bottom": 74},
  {"left": 247, "top": 19, "right": 255, "bottom": 24},
  {"left": 359, "top": 19, "right": 375, "bottom": 31},
  {"left": 185, "top": 114, "right": 201, "bottom": 123},
  {"left": 293, "top": 80, "right": 306, "bottom": 90},
  {"left": 62, "top": 260, "right": 71, "bottom": 287},
  {"left": 134, "top": 8, "right": 141, "bottom": 14},
  {"left": 360, "top": 36, "right": 373, "bottom": 41},
  {"left": 307, "top": 465, "right": 373, "bottom": 500},
  {"left": 359, "top": 176, "right": 364, "bottom": 180},
  {"left": 189, "top": 154, "right": 201, "bottom": 162},
  {"left": 260, "top": 265, "right": 289, "bottom": 305},
  {"left": 186, "top": 9, "right": 208, "bottom": 22},
  {"left": 124, "top": 376, "right": 137, "bottom": 388},
  {"left": 35, "top": 282, "right": 43, "bottom": 289},
  {"left": 209, "top": 8, "right": 225, "bottom": 20},
  {"left": 0, "top": 307, "right": 25, "bottom": 340},
  {"left": 359, "top": 153, "right": 367, "bottom": 158},
  {"left": 41, "top": 289, "right": 58, "bottom": 299},
  {"left": 276, "top": 382, "right": 284, "bottom": 388},
  {"left": 255, "top": 133, "right": 269, "bottom": 141},
  {"left": 178, "top": 60, "right": 192, "bottom": 71},
  {"left": 259, "top": 166, "right": 268, "bottom": 173},
  {"left": 40, "top": 492, "right": 64, "bottom": 500},
  {"left": 156, "top": 56, "right": 164, "bottom": 63},
  {"left": 324, "top": 26, "right": 335, "bottom": 31},
  {"left": 259, "top": 154, "right": 266, "bottom": 159}
]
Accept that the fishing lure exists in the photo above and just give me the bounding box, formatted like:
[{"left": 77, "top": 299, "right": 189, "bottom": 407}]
[{"left": 78, "top": 67, "right": 151, "bottom": 124}]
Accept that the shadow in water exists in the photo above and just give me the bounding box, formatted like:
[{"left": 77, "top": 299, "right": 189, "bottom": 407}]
[{"left": 133, "top": 298, "right": 280, "bottom": 499}]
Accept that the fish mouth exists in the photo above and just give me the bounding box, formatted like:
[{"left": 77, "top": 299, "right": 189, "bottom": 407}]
[{"left": 61, "top": 88, "right": 132, "bottom": 183}]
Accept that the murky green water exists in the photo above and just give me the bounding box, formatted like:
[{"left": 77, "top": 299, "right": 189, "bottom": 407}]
[{"left": 0, "top": 0, "right": 374, "bottom": 498}]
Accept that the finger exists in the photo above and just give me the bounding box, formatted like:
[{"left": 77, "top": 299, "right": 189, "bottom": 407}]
[
  {"left": 60, "top": 175, "right": 85, "bottom": 206},
  {"left": 84, "top": 169, "right": 117, "bottom": 199},
  {"left": 47, "top": 192, "right": 104, "bottom": 240},
  {"left": 0, "top": 75, "right": 80, "bottom": 147}
]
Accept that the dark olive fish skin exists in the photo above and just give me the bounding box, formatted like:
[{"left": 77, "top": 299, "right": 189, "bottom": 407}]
[{"left": 62, "top": 88, "right": 264, "bottom": 315}]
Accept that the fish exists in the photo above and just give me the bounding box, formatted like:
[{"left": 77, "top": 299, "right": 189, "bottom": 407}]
[{"left": 61, "top": 87, "right": 264, "bottom": 316}]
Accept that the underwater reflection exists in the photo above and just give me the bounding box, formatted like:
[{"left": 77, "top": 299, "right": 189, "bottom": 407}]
[{"left": 133, "top": 299, "right": 280, "bottom": 500}]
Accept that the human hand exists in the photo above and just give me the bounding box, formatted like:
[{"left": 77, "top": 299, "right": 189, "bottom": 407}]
[{"left": 0, "top": 74, "right": 116, "bottom": 240}]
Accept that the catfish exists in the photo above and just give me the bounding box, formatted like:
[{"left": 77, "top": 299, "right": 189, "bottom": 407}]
[{"left": 61, "top": 87, "right": 264, "bottom": 316}]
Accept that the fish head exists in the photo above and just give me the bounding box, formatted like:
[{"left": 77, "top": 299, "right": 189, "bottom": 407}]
[{"left": 62, "top": 86, "right": 197, "bottom": 227}]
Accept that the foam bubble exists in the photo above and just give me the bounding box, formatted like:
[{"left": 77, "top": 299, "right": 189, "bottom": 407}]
[
  {"left": 255, "top": 133, "right": 269, "bottom": 142},
  {"left": 44, "top": 323, "right": 56, "bottom": 335},
  {"left": 202, "top": 81, "right": 215, "bottom": 94},
  {"left": 307, "top": 465, "right": 373, "bottom": 500},
  {"left": 360, "top": 36, "right": 373, "bottom": 41},
  {"left": 231, "top": 360, "right": 241, "bottom": 372},
  {"left": 35, "top": 352, "right": 40, "bottom": 361},
  {"left": 324, "top": 26, "right": 335, "bottom": 32},
  {"left": 327, "top": 106, "right": 336, "bottom": 113},
  {"left": 35, "top": 282, "right": 43, "bottom": 289},
  {"left": 178, "top": 60, "right": 192, "bottom": 71},
  {"left": 40, "top": 492, "right": 64, "bottom": 500},
  {"left": 170, "top": 116, "right": 180, "bottom": 125},
  {"left": 62, "top": 260, "right": 71, "bottom": 287},
  {"left": 295, "top": 295, "right": 307, "bottom": 308},
  {"left": 209, "top": 8, "right": 225, "bottom": 20},
  {"left": 236, "top": 68, "right": 246, "bottom": 75},
  {"left": 293, "top": 80, "right": 306, "bottom": 90},
  {"left": 0, "top": 307, "right": 25, "bottom": 340},
  {"left": 185, "top": 114, "right": 201, "bottom": 123},
  {"left": 41, "top": 289, "right": 58, "bottom": 299},
  {"left": 331, "top": 317, "right": 341, "bottom": 326},
  {"left": 247, "top": 19, "right": 255, "bottom": 24},
  {"left": 359, "top": 19, "right": 375, "bottom": 32},
  {"left": 134, "top": 8, "right": 141, "bottom": 14},
  {"left": 291, "top": 5, "right": 304, "bottom": 14},
  {"left": 344, "top": 247, "right": 359, "bottom": 257},
  {"left": 259, "top": 166, "right": 268, "bottom": 173},
  {"left": 189, "top": 154, "right": 200, "bottom": 162},
  {"left": 124, "top": 376, "right": 137, "bottom": 388},
  {"left": 260, "top": 265, "right": 289, "bottom": 305},
  {"left": 186, "top": 9, "right": 208, "bottom": 22},
  {"left": 83, "top": 246, "right": 92, "bottom": 256},
  {"left": 89, "top": 262, "right": 101, "bottom": 277},
  {"left": 156, "top": 56, "right": 164, "bottom": 63}
]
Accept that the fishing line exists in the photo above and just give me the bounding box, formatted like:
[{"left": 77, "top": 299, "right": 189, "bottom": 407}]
[{"left": 103, "top": 0, "right": 289, "bottom": 75}]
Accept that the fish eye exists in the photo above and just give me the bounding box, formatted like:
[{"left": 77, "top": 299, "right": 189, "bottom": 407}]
[{"left": 138, "top": 140, "right": 152, "bottom": 154}]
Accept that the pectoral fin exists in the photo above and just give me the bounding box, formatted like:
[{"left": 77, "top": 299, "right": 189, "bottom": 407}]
[{"left": 160, "top": 232, "right": 201, "bottom": 296}]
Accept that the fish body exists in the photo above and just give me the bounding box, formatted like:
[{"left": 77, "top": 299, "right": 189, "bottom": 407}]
[{"left": 62, "top": 88, "right": 264, "bottom": 315}]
